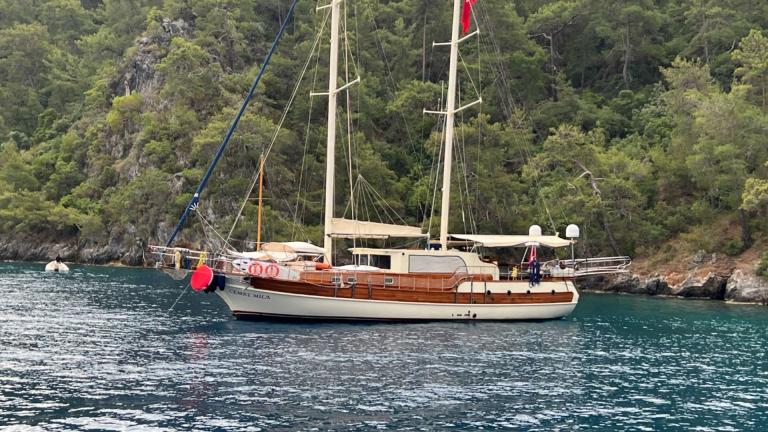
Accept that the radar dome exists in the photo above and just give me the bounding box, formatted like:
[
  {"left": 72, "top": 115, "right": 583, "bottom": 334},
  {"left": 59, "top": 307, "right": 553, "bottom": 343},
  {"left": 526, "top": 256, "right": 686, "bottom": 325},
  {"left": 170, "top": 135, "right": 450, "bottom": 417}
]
[{"left": 566, "top": 224, "right": 580, "bottom": 238}]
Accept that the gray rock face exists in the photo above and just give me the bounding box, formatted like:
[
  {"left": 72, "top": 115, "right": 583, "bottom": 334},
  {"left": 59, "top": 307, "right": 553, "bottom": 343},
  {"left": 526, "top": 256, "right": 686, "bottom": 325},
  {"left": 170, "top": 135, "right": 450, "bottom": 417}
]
[
  {"left": 0, "top": 236, "right": 141, "bottom": 266},
  {"left": 117, "top": 17, "right": 192, "bottom": 99},
  {"left": 726, "top": 270, "right": 768, "bottom": 304},
  {"left": 675, "top": 272, "right": 727, "bottom": 300},
  {"left": 642, "top": 277, "right": 673, "bottom": 296},
  {"left": 577, "top": 274, "right": 672, "bottom": 296}
]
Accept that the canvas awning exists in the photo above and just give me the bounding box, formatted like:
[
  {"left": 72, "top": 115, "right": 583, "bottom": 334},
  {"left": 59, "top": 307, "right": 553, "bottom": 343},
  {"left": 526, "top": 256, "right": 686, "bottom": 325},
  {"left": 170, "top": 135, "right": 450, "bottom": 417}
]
[
  {"left": 330, "top": 218, "right": 426, "bottom": 239},
  {"left": 449, "top": 234, "right": 572, "bottom": 248}
]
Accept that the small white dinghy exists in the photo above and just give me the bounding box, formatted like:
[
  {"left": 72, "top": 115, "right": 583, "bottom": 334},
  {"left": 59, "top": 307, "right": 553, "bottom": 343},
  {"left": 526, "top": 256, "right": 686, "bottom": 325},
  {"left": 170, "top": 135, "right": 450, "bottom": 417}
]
[{"left": 45, "top": 261, "right": 69, "bottom": 273}]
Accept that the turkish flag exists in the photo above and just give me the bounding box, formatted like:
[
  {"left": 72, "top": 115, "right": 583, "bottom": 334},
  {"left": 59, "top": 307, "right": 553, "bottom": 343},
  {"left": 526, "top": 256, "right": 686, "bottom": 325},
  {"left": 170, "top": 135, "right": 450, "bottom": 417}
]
[{"left": 461, "top": 0, "right": 478, "bottom": 33}]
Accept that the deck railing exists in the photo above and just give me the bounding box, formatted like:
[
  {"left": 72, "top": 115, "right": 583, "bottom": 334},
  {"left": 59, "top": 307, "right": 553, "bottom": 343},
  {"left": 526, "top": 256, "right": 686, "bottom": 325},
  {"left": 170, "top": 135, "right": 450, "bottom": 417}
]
[
  {"left": 149, "top": 246, "right": 630, "bottom": 290},
  {"left": 149, "top": 246, "right": 237, "bottom": 273},
  {"left": 565, "top": 256, "right": 632, "bottom": 277}
]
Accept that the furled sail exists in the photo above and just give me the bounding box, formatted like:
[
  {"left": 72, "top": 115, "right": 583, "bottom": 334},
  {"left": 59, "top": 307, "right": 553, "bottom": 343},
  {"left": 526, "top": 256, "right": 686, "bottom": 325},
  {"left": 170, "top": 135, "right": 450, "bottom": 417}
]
[
  {"left": 330, "top": 218, "right": 425, "bottom": 239},
  {"left": 227, "top": 241, "right": 324, "bottom": 262}
]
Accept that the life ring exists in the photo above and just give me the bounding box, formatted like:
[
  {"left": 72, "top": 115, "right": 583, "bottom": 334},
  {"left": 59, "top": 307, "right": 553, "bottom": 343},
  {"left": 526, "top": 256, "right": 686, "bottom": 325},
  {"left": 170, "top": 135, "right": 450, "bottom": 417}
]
[
  {"left": 266, "top": 264, "right": 280, "bottom": 278},
  {"left": 248, "top": 262, "right": 263, "bottom": 276},
  {"left": 315, "top": 261, "right": 331, "bottom": 270}
]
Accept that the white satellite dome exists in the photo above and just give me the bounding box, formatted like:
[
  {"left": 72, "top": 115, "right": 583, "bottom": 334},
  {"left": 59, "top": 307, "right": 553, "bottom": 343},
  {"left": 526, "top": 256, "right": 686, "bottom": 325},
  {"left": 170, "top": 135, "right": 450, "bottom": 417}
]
[
  {"left": 528, "top": 224, "right": 542, "bottom": 236},
  {"left": 566, "top": 224, "right": 580, "bottom": 238}
]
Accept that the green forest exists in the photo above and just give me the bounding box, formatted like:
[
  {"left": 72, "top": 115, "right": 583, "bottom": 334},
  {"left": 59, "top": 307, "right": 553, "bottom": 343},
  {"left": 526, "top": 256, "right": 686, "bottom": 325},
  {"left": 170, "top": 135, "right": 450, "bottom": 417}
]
[{"left": 1, "top": 0, "right": 768, "bottom": 266}]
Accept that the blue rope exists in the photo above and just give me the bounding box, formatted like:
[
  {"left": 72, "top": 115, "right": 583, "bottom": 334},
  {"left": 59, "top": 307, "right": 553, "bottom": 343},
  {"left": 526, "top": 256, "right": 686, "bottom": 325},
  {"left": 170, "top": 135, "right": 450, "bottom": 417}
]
[{"left": 166, "top": 0, "right": 300, "bottom": 247}]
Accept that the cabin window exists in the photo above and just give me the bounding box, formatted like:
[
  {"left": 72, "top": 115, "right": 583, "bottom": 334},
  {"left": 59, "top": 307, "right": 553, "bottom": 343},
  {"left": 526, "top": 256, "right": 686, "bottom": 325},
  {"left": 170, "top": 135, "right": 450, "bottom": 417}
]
[
  {"left": 347, "top": 276, "right": 357, "bottom": 284},
  {"left": 356, "top": 254, "right": 369, "bottom": 266},
  {"left": 331, "top": 276, "right": 341, "bottom": 284},
  {"left": 384, "top": 277, "right": 395, "bottom": 285},
  {"left": 370, "top": 255, "right": 391, "bottom": 270},
  {"left": 408, "top": 255, "right": 467, "bottom": 273}
]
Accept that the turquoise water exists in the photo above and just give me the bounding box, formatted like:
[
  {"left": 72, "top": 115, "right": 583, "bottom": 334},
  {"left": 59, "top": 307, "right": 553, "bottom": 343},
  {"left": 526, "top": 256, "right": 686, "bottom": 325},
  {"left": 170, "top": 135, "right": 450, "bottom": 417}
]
[{"left": 0, "top": 262, "right": 766, "bottom": 431}]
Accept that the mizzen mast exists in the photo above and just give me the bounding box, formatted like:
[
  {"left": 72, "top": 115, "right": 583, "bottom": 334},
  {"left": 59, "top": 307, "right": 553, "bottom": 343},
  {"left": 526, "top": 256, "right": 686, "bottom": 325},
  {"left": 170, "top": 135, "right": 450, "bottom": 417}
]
[
  {"left": 313, "top": 0, "right": 361, "bottom": 265},
  {"left": 426, "top": 0, "right": 482, "bottom": 251},
  {"left": 321, "top": 0, "right": 341, "bottom": 264},
  {"left": 439, "top": 0, "right": 462, "bottom": 251}
]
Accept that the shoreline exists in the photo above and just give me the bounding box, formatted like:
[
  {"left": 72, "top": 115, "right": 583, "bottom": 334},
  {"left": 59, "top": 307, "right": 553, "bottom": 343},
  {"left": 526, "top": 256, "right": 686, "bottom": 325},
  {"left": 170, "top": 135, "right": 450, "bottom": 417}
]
[{"left": 5, "top": 256, "right": 765, "bottom": 306}]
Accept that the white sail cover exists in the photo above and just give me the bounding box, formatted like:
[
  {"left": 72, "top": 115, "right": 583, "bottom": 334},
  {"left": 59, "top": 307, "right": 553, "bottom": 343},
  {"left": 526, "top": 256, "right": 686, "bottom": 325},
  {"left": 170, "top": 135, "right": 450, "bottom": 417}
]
[
  {"left": 262, "top": 241, "right": 324, "bottom": 255},
  {"left": 330, "top": 218, "right": 425, "bottom": 239},
  {"left": 449, "top": 234, "right": 572, "bottom": 248},
  {"left": 228, "top": 241, "right": 324, "bottom": 262}
]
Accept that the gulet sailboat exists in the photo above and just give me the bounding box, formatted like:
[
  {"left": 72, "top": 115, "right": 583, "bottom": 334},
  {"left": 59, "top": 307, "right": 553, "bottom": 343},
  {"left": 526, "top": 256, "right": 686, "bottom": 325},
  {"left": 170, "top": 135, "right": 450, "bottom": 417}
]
[{"left": 151, "top": 0, "right": 630, "bottom": 320}]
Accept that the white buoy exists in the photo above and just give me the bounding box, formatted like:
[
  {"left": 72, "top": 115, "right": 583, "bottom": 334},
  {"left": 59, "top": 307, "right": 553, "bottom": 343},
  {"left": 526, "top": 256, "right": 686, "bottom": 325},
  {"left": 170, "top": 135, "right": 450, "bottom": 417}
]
[{"left": 45, "top": 261, "right": 70, "bottom": 273}]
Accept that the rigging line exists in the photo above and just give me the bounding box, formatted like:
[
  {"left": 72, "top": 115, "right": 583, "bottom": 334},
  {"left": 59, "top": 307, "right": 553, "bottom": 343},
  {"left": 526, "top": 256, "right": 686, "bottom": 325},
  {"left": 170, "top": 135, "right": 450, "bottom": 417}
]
[
  {"left": 362, "top": 179, "right": 376, "bottom": 222},
  {"left": 197, "top": 212, "right": 217, "bottom": 250},
  {"left": 198, "top": 210, "right": 236, "bottom": 253},
  {"left": 450, "top": 51, "right": 482, "bottom": 233},
  {"left": 360, "top": 179, "right": 372, "bottom": 223},
  {"left": 480, "top": 4, "right": 516, "bottom": 109},
  {"left": 458, "top": 51, "right": 481, "bottom": 102},
  {"left": 359, "top": 180, "right": 372, "bottom": 223},
  {"left": 360, "top": 175, "right": 407, "bottom": 225},
  {"left": 456, "top": 83, "right": 477, "bottom": 235},
  {"left": 370, "top": 182, "right": 396, "bottom": 224},
  {"left": 455, "top": 129, "right": 468, "bottom": 235},
  {"left": 460, "top": 124, "right": 477, "bottom": 235},
  {"left": 280, "top": 196, "right": 312, "bottom": 241},
  {"left": 426, "top": 113, "right": 446, "bottom": 237},
  {"left": 293, "top": 26, "right": 323, "bottom": 240},
  {"left": 166, "top": 0, "right": 299, "bottom": 247},
  {"left": 457, "top": 84, "right": 467, "bottom": 235},
  {"left": 351, "top": 2, "right": 362, "bottom": 185},
  {"left": 366, "top": 181, "right": 383, "bottom": 224},
  {"left": 364, "top": 3, "right": 422, "bottom": 168},
  {"left": 475, "top": 3, "right": 515, "bottom": 116},
  {"left": 342, "top": 0, "right": 362, "bottom": 82},
  {"left": 423, "top": 81, "right": 445, "bottom": 231},
  {"left": 226, "top": 8, "right": 331, "bottom": 244},
  {"left": 474, "top": 2, "right": 558, "bottom": 235},
  {"left": 336, "top": 108, "right": 355, "bottom": 231},
  {"left": 476, "top": 23, "right": 482, "bottom": 221},
  {"left": 167, "top": 282, "right": 191, "bottom": 312},
  {"left": 462, "top": 91, "right": 478, "bottom": 234},
  {"left": 342, "top": 0, "right": 356, "bottom": 238}
]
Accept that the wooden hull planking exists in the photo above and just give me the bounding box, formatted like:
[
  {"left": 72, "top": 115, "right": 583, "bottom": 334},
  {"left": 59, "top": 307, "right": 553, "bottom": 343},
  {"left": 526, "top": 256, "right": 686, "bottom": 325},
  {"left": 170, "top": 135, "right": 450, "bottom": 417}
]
[{"left": 215, "top": 273, "right": 578, "bottom": 321}]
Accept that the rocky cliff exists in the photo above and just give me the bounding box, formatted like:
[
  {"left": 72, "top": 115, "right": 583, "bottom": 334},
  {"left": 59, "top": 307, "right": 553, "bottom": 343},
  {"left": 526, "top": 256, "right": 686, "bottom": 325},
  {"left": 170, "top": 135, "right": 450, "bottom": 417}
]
[
  {"left": 0, "top": 236, "right": 146, "bottom": 266},
  {"left": 581, "top": 249, "right": 768, "bottom": 304}
]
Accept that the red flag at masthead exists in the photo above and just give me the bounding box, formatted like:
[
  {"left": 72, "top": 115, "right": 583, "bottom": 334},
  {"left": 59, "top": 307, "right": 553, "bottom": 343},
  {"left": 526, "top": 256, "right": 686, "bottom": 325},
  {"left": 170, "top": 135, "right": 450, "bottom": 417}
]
[{"left": 461, "top": 0, "right": 478, "bottom": 34}]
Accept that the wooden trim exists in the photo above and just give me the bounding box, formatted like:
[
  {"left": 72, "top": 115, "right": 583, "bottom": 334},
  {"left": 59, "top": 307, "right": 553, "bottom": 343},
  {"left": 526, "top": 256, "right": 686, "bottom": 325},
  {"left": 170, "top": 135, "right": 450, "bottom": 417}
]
[
  {"left": 250, "top": 277, "right": 574, "bottom": 305},
  {"left": 231, "top": 310, "right": 568, "bottom": 322}
]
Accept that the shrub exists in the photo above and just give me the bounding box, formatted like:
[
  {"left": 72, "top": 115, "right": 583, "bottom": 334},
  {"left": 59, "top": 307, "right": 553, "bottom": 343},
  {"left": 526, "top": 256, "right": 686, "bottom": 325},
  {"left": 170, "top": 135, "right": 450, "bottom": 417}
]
[
  {"left": 724, "top": 239, "right": 745, "bottom": 256},
  {"left": 756, "top": 252, "right": 768, "bottom": 278}
]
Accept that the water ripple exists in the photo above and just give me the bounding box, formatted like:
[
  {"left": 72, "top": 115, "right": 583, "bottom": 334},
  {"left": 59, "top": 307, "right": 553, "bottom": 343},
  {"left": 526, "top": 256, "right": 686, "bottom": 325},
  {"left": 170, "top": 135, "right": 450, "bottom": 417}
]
[{"left": 0, "top": 264, "right": 767, "bottom": 430}]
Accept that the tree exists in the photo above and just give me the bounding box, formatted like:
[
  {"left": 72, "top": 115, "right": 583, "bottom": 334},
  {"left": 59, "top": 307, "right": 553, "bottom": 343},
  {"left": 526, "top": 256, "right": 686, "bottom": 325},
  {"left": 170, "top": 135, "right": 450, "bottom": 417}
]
[
  {"left": 732, "top": 29, "right": 768, "bottom": 111},
  {"left": 38, "top": 0, "right": 96, "bottom": 50},
  {"left": 0, "top": 23, "right": 53, "bottom": 135},
  {"left": 156, "top": 38, "right": 223, "bottom": 116},
  {"left": 591, "top": 0, "right": 666, "bottom": 89}
]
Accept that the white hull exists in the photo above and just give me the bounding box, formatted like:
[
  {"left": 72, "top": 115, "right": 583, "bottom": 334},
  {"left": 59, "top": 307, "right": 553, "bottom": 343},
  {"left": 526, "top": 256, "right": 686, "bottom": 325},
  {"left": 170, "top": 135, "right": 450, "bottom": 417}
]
[{"left": 215, "top": 277, "right": 578, "bottom": 321}]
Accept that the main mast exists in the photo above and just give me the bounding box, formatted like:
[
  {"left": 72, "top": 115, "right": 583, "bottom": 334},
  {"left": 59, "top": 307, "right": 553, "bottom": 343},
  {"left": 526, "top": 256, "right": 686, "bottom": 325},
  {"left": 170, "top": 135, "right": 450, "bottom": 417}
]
[
  {"left": 323, "top": 0, "right": 341, "bottom": 264},
  {"left": 439, "top": 0, "right": 463, "bottom": 251}
]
